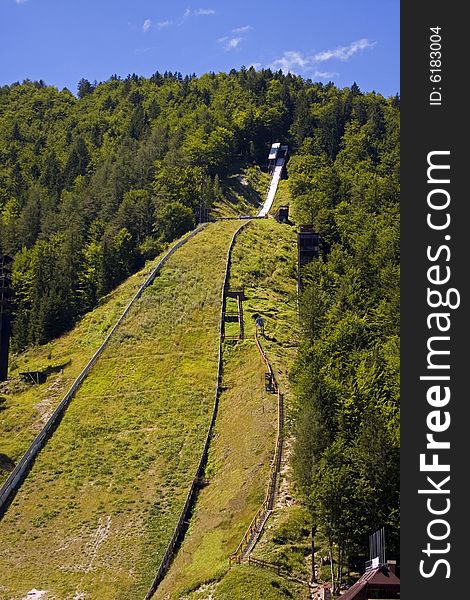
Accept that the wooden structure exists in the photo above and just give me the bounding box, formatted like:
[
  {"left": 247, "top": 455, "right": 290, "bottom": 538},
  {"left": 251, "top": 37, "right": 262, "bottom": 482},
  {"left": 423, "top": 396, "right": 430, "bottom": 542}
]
[
  {"left": 0, "top": 255, "right": 13, "bottom": 382},
  {"left": 265, "top": 372, "right": 275, "bottom": 392},
  {"left": 223, "top": 289, "right": 245, "bottom": 340},
  {"left": 19, "top": 360, "right": 72, "bottom": 385},
  {"left": 338, "top": 562, "right": 400, "bottom": 600},
  {"left": 274, "top": 206, "right": 289, "bottom": 223},
  {"left": 297, "top": 225, "right": 320, "bottom": 289},
  {"left": 313, "top": 586, "right": 331, "bottom": 600}
]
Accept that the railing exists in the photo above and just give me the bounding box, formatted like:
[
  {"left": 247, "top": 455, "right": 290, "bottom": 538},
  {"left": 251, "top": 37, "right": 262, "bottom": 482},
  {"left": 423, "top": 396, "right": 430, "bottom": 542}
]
[
  {"left": 0, "top": 224, "right": 208, "bottom": 519},
  {"left": 229, "top": 333, "right": 285, "bottom": 564},
  {"left": 248, "top": 555, "right": 312, "bottom": 589},
  {"left": 247, "top": 555, "right": 283, "bottom": 574},
  {"left": 144, "top": 219, "right": 251, "bottom": 599}
]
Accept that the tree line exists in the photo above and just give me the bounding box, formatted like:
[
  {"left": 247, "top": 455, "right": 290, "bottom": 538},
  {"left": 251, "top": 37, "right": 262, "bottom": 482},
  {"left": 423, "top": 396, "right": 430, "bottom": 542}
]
[
  {"left": 1, "top": 68, "right": 306, "bottom": 348},
  {"left": 288, "top": 84, "right": 400, "bottom": 590},
  {"left": 1, "top": 70, "right": 400, "bottom": 588}
]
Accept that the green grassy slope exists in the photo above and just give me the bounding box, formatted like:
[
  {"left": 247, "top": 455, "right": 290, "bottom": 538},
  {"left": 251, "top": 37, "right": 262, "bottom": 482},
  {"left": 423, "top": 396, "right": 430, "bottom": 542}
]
[
  {"left": 0, "top": 220, "right": 241, "bottom": 600},
  {"left": 155, "top": 219, "right": 301, "bottom": 600},
  {"left": 155, "top": 340, "right": 277, "bottom": 599},
  {"left": 0, "top": 251, "right": 176, "bottom": 487},
  {"left": 211, "top": 166, "right": 271, "bottom": 218}
]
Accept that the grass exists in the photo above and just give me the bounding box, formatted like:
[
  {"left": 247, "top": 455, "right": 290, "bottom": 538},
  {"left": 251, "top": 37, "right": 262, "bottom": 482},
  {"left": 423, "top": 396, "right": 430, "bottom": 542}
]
[
  {"left": 0, "top": 220, "right": 242, "bottom": 600},
  {"left": 154, "top": 340, "right": 277, "bottom": 599},
  {"left": 155, "top": 219, "right": 301, "bottom": 599},
  {"left": 0, "top": 187, "right": 306, "bottom": 599},
  {"left": 270, "top": 178, "right": 292, "bottom": 218},
  {"left": 229, "top": 219, "right": 299, "bottom": 395},
  {"left": 215, "top": 565, "right": 306, "bottom": 600},
  {"left": 251, "top": 505, "right": 313, "bottom": 582},
  {"left": 0, "top": 242, "right": 184, "bottom": 487},
  {"left": 212, "top": 166, "right": 271, "bottom": 218}
]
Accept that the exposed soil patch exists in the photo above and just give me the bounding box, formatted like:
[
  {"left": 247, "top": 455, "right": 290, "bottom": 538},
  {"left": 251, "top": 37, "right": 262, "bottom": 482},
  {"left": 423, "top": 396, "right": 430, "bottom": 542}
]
[{"left": 0, "top": 453, "right": 15, "bottom": 472}]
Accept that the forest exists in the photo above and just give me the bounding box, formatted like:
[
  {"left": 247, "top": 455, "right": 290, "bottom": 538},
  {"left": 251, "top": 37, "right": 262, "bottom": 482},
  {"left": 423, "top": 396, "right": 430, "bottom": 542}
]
[{"left": 0, "top": 68, "right": 399, "bottom": 590}]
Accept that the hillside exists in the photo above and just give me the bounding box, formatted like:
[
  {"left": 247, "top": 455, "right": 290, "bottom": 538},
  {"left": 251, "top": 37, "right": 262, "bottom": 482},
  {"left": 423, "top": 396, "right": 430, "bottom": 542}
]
[
  {"left": 155, "top": 219, "right": 300, "bottom": 599},
  {"left": 0, "top": 221, "right": 242, "bottom": 598},
  {"left": 1, "top": 71, "right": 400, "bottom": 599}
]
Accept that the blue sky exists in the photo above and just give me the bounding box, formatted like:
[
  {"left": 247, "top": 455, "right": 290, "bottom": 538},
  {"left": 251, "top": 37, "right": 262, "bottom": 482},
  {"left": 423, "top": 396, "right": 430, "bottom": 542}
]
[{"left": 0, "top": 0, "right": 399, "bottom": 96}]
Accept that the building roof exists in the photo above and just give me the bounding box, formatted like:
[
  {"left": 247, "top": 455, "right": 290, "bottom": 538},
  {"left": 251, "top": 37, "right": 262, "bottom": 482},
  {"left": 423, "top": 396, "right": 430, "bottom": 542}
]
[{"left": 339, "top": 566, "right": 400, "bottom": 600}]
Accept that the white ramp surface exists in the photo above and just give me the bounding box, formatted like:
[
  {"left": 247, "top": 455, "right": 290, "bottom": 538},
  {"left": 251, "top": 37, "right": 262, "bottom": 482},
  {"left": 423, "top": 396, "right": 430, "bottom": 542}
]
[{"left": 257, "top": 161, "right": 284, "bottom": 217}]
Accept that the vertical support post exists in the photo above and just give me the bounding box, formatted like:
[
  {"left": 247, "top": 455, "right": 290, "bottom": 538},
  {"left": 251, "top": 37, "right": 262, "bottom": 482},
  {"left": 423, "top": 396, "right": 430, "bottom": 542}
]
[
  {"left": 0, "top": 255, "right": 13, "bottom": 382},
  {"left": 237, "top": 293, "right": 244, "bottom": 340},
  {"left": 297, "top": 226, "right": 320, "bottom": 290}
]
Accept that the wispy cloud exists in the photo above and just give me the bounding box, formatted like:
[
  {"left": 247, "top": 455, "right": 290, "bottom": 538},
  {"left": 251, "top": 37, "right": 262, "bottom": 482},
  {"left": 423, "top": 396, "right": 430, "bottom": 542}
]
[
  {"left": 226, "top": 37, "right": 242, "bottom": 50},
  {"left": 270, "top": 51, "right": 309, "bottom": 71},
  {"left": 313, "top": 70, "right": 338, "bottom": 79},
  {"left": 269, "top": 38, "right": 376, "bottom": 74},
  {"left": 135, "top": 46, "right": 157, "bottom": 55},
  {"left": 183, "top": 8, "right": 215, "bottom": 19},
  {"left": 15, "top": 0, "right": 28, "bottom": 4},
  {"left": 217, "top": 25, "right": 252, "bottom": 51},
  {"left": 157, "top": 20, "right": 172, "bottom": 29},
  {"left": 313, "top": 38, "right": 376, "bottom": 62},
  {"left": 195, "top": 8, "right": 216, "bottom": 15},
  {"left": 232, "top": 25, "right": 252, "bottom": 33},
  {"left": 218, "top": 36, "right": 243, "bottom": 51},
  {"left": 142, "top": 19, "right": 152, "bottom": 33},
  {"left": 233, "top": 25, "right": 252, "bottom": 34}
]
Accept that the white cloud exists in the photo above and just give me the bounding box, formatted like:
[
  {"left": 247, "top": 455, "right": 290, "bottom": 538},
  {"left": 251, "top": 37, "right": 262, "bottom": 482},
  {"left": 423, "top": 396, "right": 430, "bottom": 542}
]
[
  {"left": 269, "top": 38, "right": 375, "bottom": 74},
  {"left": 195, "top": 8, "right": 216, "bottom": 15},
  {"left": 270, "top": 51, "right": 310, "bottom": 72},
  {"left": 227, "top": 37, "right": 242, "bottom": 50},
  {"left": 15, "top": 0, "right": 28, "bottom": 4},
  {"left": 218, "top": 36, "right": 243, "bottom": 51},
  {"left": 232, "top": 25, "right": 252, "bottom": 33},
  {"left": 183, "top": 8, "right": 215, "bottom": 19},
  {"left": 142, "top": 19, "right": 152, "bottom": 33},
  {"left": 135, "top": 46, "right": 157, "bottom": 55},
  {"left": 217, "top": 25, "right": 252, "bottom": 51},
  {"left": 312, "top": 38, "right": 376, "bottom": 62},
  {"left": 157, "top": 20, "right": 172, "bottom": 29},
  {"left": 313, "top": 70, "right": 338, "bottom": 79}
]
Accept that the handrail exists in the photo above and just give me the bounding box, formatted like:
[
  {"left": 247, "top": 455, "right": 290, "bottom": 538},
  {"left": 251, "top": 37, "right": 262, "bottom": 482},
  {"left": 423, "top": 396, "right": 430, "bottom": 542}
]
[{"left": 229, "top": 332, "right": 285, "bottom": 564}]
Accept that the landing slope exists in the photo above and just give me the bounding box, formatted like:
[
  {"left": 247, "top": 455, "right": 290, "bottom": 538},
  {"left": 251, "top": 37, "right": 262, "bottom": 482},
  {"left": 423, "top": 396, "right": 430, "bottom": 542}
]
[
  {"left": 155, "top": 219, "right": 301, "bottom": 600},
  {"left": 0, "top": 220, "right": 241, "bottom": 600}
]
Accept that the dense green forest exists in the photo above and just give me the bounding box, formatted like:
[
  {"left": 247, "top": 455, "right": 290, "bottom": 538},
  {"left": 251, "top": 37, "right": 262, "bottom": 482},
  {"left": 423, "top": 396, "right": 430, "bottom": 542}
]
[
  {"left": 0, "top": 68, "right": 399, "bottom": 590},
  {"left": 289, "top": 83, "right": 399, "bottom": 590}
]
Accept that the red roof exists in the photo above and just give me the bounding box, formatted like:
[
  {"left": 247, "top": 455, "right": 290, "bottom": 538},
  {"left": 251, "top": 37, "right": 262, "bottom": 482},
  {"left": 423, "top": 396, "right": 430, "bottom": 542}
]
[{"left": 339, "top": 566, "right": 400, "bottom": 600}]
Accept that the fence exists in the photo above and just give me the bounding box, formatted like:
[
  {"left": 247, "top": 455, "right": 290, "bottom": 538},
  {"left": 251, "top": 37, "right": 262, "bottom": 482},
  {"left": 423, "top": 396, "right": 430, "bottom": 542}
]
[
  {"left": 229, "top": 332, "right": 285, "bottom": 564},
  {"left": 144, "top": 219, "right": 250, "bottom": 599},
  {"left": 0, "top": 224, "right": 208, "bottom": 518}
]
